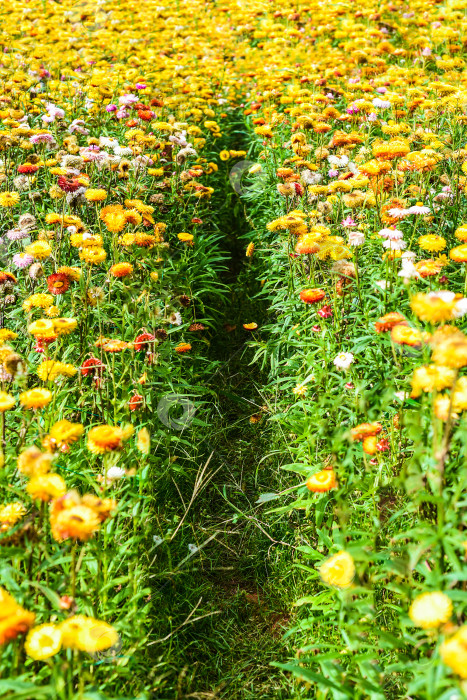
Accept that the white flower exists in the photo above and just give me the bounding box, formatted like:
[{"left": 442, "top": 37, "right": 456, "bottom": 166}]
[
  {"left": 375, "top": 280, "right": 389, "bottom": 290},
  {"left": 301, "top": 169, "right": 322, "bottom": 185},
  {"left": 102, "top": 466, "right": 126, "bottom": 485},
  {"left": 169, "top": 311, "right": 182, "bottom": 326},
  {"left": 453, "top": 298, "right": 467, "bottom": 318},
  {"left": 99, "top": 136, "right": 119, "bottom": 150},
  {"left": 106, "top": 466, "right": 125, "bottom": 480},
  {"left": 372, "top": 98, "right": 391, "bottom": 109},
  {"left": 436, "top": 291, "right": 456, "bottom": 303},
  {"left": 382, "top": 238, "right": 407, "bottom": 250},
  {"left": 398, "top": 260, "right": 420, "bottom": 281},
  {"left": 118, "top": 93, "right": 138, "bottom": 106},
  {"left": 348, "top": 230, "right": 365, "bottom": 246},
  {"left": 387, "top": 207, "right": 410, "bottom": 219},
  {"left": 378, "top": 227, "right": 404, "bottom": 240},
  {"left": 114, "top": 146, "right": 133, "bottom": 157},
  {"left": 333, "top": 352, "right": 354, "bottom": 370},
  {"left": 327, "top": 154, "right": 349, "bottom": 168},
  {"left": 45, "top": 102, "right": 65, "bottom": 119},
  {"left": 69, "top": 118, "right": 89, "bottom": 134},
  {"left": 169, "top": 131, "right": 188, "bottom": 147},
  {"left": 407, "top": 204, "right": 431, "bottom": 215}
]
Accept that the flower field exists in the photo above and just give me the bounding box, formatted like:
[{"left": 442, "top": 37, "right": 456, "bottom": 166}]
[{"left": 1, "top": 0, "right": 467, "bottom": 697}]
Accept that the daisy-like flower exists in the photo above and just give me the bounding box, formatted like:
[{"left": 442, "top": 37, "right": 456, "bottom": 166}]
[
  {"left": 386, "top": 207, "right": 410, "bottom": 219},
  {"left": 12, "top": 253, "right": 33, "bottom": 269},
  {"left": 306, "top": 469, "right": 338, "bottom": 493},
  {"left": 378, "top": 227, "right": 404, "bottom": 240},
  {"left": 407, "top": 202, "right": 431, "bottom": 215},
  {"left": 0, "top": 502, "right": 26, "bottom": 531},
  {"left": 372, "top": 98, "right": 391, "bottom": 109},
  {"left": 20, "top": 388, "right": 53, "bottom": 409},
  {"left": 383, "top": 237, "right": 407, "bottom": 250},
  {"left": 299, "top": 288, "right": 326, "bottom": 304},
  {"left": 24, "top": 624, "right": 62, "bottom": 661},
  {"left": 0, "top": 192, "right": 20, "bottom": 207},
  {"left": 440, "top": 626, "right": 467, "bottom": 679},
  {"left": 409, "top": 592, "right": 452, "bottom": 629},
  {"left": 348, "top": 230, "right": 365, "bottom": 247},
  {"left": 7, "top": 228, "right": 29, "bottom": 241},
  {"left": 333, "top": 352, "right": 354, "bottom": 370},
  {"left": 341, "top": 216, "right": 356, "bottom": 228},
  {"left": 319, "top": 551, "right": 355, "bottom": 588},
  {"left": 47, "top": 273, "right": 70, "bottom": 295}
]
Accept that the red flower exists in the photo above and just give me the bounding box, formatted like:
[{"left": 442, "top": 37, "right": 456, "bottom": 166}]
[
  {"left": 317, "top": 305, "right": 333, "bottom": 319},
  {"left": 47, "top": 273, "right": 70, "bottom": 295},
  {"left": 129, "top": 394, "right": 144, "bottom": 411},
  {"left": 294, "top": 182, "right": 304, "bottom": 196},
  {"left": 137, "top": 110, "right": 154, "bottom": 121},
  {"left": 134, "top": 332, "right": 156, "bottom": 351},
  {"left": 18, "top": 164, "right": 39, "bottom": 174},
  {"left": 57, "top": 176, "right": 81, "bottom": 192},
  {"left": 81, "top": 357, "right": 105, "bottom": 376},
  {"left": 376, "top": 438, "right": 390, "bottom": 452}
]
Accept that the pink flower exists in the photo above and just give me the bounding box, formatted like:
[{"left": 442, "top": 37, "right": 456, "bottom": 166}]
[
  {"left": 318, "top": 305, "right": 333, "bottom": 319},
  {"left": 7, "top": 228, "right": 29, "bottom": 241},
  {"left": 118, "top": 93, "right": 138, "bottom": 106},
  {"left": 341, "top": 216, "right": 356, "bottom": 228},
  {"left": 12, "top": 252, "right": 33, "bottom": 268},
  {"left": 30, "top": 133, "right": 55, "bottom": 144}
]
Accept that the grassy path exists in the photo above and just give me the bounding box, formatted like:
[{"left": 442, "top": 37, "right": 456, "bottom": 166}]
[{"left": 147, "top": 136, "right": 302, "bottom": 698}]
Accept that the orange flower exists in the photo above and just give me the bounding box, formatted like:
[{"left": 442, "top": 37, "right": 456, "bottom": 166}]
[
  {"left": 450, "top": 245, "right": 467, "bottom": 263},
  {"left": 103, "top": 211, "right": 127, "bottom": 233},
  {"left": 295, "top": 235, "right": 320, "bottom": 255},
  {"left": 87, "top": 424, "right": 133, "bottom": 454},
  {"left": 51, "top": 504, "right": 100, "bottom": 542},
  {"left": 175, "top": 342, "right": 191, "bottom": 353},
  {"left": 243, "top": 323, "right": 258, "bottom": 330},
  {"left": 0, "top": 588, "right": 35, "bottom": 645},
  {"left": 374, "top": 312, "right": 407, "bottom": 333},
  {"left": 350, "top": 422, "right": 382, "bottom": 442},
  {"left": 109, "top": 263, "right": 133, "bottom": 278},
  {"left": 299, "top": 288, "right": 325, "bottom": 304},
  {"left": 391, "top": 324, "right": 422, "bottom": 347},
  {"left": 129, "top": 394, "right": 144, "bottom": 411},
  {"left": 306, "top": 469, "right": 338, "bottom": 493},
  {"left": 102, "top": 339, "right": 130, "bottom": 352}
]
